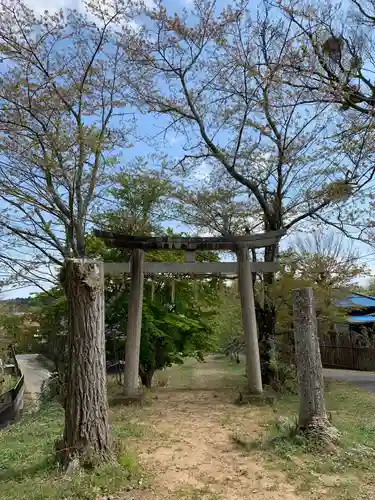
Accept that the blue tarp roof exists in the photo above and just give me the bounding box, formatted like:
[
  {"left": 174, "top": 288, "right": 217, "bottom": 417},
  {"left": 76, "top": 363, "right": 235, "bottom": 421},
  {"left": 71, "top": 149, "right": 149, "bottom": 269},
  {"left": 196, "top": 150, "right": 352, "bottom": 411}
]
[
  {"left": 335, "top": 292, "right": 375, "bottom": 325},
  {"left": 337, "top": 292, "right": 375, "bottom": 309},
  {"left": 348, "top": 315, "right": 375, "bottom": 324}
]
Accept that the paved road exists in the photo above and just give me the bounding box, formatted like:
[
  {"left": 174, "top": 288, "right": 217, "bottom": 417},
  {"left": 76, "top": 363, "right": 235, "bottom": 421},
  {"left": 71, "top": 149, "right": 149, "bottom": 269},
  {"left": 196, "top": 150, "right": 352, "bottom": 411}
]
[
  {"left": 324, "top": 368, "right": 375, "bottom": 394},
  {"left": 16, "top": 354, "right": 51, "bottom": 400}
]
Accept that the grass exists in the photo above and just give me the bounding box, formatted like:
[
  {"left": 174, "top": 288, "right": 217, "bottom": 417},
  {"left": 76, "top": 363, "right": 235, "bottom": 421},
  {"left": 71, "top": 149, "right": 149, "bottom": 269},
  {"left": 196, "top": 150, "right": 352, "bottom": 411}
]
[
  {"left": 0, "top": 373, "right": 20, "bottom": 394},
  {"left": 230, "top": 379, "right": 375, "bottom": 499},
  {"left": 156, "top": 355, "right": 248, "bottom": 391},
  {"left": 107, "top": 356, "right": 247, "bottom": 394},
  {"left": 0, "top": 402, "right": 145, "bottom": 500}
]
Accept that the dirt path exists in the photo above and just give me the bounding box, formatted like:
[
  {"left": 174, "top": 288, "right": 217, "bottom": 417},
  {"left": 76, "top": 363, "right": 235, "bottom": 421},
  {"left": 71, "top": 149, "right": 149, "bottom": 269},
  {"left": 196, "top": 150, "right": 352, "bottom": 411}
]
[
  {"left": 16, "top": 354, "right": 50, "bottom": 401},
  {"left": 121, "top": 389, "right": 301, "bottom": 500}
]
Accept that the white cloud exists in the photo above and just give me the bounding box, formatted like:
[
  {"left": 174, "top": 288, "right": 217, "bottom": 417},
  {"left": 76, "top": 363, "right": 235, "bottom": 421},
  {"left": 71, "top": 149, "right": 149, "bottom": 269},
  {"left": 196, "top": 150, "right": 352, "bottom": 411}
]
[
  {"left": 166, "top": 134, "right": 183, "bottom": 146},
  {"left": 193, "top": 161, "right": 212, "bottom": 181}
]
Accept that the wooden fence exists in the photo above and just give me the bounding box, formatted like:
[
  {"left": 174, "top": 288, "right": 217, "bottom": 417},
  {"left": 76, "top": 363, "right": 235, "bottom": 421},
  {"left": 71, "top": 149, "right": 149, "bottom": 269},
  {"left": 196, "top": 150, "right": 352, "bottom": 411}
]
[
  {"left": 0, "top": 346, "right": 24, "bottom": 429},
  {"left": 278, "top": 334, "right": 375, "bottom": 372},
  {"left": 318, "top": 329, "right": 375, "bottom": 371},
  {"left": 319, "top": 344, "right": 375, "bottom": 371}
]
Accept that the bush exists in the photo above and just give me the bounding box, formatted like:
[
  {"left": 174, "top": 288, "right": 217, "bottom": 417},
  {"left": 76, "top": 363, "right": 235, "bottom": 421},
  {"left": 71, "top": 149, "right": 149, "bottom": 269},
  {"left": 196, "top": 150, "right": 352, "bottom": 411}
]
[
  {"left": 0, "top": 374, "right": 18, "bottom": 394},
  {"left": 39, "top": 372, "right": 65, "bottom": 407},
  {"left": 268, "top": 357, "right": 298, "bottom": 394}
]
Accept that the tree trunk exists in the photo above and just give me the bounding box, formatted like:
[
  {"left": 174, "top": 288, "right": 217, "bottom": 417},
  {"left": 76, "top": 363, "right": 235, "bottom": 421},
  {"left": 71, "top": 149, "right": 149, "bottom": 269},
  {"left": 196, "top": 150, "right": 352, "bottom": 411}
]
[
  {"left": 257, "top": 242, "right": 277, "bottom": 385},
  {"left": 292, "top": 287, "right": 335, "bottom": 438},
  {"left": 257, "top": 301, "right": 276, "bottom": 385},
  {"left": 58, "top": 259, "right": 111, "bottom": 468},
  {"left": 139, "top": 366, "right": 154, "bottom": 388}
]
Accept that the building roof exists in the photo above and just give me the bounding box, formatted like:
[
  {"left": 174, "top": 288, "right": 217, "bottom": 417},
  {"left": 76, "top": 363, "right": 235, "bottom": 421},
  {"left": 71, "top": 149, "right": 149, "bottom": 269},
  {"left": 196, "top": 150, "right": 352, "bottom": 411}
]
[
  {"left": 335, "top": 292, "right": 375, "bottom": 325},
  {"left": 348, "top": 315, "right": 375, "bottom": 324},
  {"left": 337, "top": 292, "right": 375, "bottom": 309}
]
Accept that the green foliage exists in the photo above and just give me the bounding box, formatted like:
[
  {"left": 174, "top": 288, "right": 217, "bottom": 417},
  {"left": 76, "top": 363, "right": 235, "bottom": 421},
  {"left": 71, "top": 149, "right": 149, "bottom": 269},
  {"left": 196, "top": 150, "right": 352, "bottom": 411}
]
[
  {"left": 0, "top": 373, "right": 19, "bottom": 395},
  {"left": 98, "top": 163, "right": 173, "bottom": 236},
  {"left": 0, "top": 307, "right": 37, "bottom": 354},
  {"left": 268, "top": 358, "right": 298, "bottom": 395},
  {"left": 363, "top": 277, "right": 375, "bottom": 297},
  {"left": 0, "top": 314, "right": 22, "bottom": 353},
  {"left": 273, "top": 232, "right": 366, "bottom": 339},
  {"left": 209, "top": 285, "right": 243, "bottom": 358},
  {"left": 106, "top": 278, "right": 219, "bottom": 386},
  {"left": 39, "top": 373, "right": 65, "bottom": 408},
  {"left": 28, "top": 288, "right": 67, "bottom": 374}
]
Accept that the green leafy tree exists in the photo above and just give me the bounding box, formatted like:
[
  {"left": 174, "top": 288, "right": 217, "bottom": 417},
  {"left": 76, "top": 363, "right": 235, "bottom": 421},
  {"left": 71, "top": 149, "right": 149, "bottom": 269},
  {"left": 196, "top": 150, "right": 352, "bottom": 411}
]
[
  {"left": 0, "top": 313, "right": 32, "bottom": 353},
  {"left": 106, "top": 275, "right": 218, "bottom": 388},
  {"left": 209, "top": 284, "right": 243, "bottom": 361},
  {"left": 28, "top": 288, "right": 67, "bottom": 374}
]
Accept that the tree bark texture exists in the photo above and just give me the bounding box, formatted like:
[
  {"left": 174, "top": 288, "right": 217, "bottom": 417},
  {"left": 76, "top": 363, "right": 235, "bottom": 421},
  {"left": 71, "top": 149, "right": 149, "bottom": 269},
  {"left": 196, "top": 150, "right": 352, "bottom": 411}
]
[
  {"left": 256, "top": 301, "right": 276, "bottom": 384},
  {"left": 237, "top": 247, "right": 263, "bottom": 394},
  {"left": 257, "top": 242, "right": 278, "bottom": 385},
  {"left": 60, "top": 259, "right": 111, "bottom": 466},
  {"left": 292, "top": 287, "right": 329, "bottom": 431},
  {"left": 123, "top": 249, "right": 145, "bottom": 397}
]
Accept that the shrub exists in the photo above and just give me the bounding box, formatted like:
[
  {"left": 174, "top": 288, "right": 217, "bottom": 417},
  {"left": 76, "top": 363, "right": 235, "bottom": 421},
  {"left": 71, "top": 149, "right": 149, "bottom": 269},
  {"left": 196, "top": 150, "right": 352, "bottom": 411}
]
[
  {"left": 268, "top": 357, "right": 298, "bottom": 394},
  {"left": 39, "top": 372, "right": 65, "bottom": 407}
]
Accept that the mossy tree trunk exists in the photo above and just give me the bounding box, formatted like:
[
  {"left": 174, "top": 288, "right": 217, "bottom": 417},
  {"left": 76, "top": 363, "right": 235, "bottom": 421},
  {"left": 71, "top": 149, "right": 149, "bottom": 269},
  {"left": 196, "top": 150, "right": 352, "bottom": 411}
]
[
  {"left": 257, "top": 242, "right": 278, "bottom": 386},
  {"left": 58, "top": 259, "right": 111, "bottom": 468}
]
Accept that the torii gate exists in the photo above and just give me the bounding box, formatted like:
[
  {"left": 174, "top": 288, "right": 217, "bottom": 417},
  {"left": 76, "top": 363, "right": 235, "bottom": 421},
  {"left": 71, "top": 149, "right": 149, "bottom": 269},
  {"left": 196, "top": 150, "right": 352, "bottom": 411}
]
[{"left": 94, "top": 229, "right": 285, "bottom": 397}]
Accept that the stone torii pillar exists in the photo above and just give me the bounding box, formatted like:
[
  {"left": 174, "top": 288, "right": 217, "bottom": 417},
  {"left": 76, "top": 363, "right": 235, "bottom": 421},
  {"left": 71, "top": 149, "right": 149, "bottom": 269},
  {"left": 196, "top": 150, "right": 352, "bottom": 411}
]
[
  {"left": 123, "top": 249, "right": 145, "bottom": 397},
  {"left": 236, "top": 247, "right": 263, "bottom": 394}
]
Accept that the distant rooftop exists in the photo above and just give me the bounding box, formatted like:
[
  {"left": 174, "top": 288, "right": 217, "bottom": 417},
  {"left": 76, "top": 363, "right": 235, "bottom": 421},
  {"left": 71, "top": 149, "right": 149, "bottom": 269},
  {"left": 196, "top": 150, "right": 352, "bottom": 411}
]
[
  {"left": 337, "top": 292, "right": 375, "bottom": 309},
  {"left": 336, "top": 292, "right": 375, "bottom": 325},
  {"left": 348, "top": 315, "right": 375, "bottom": 324}
]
